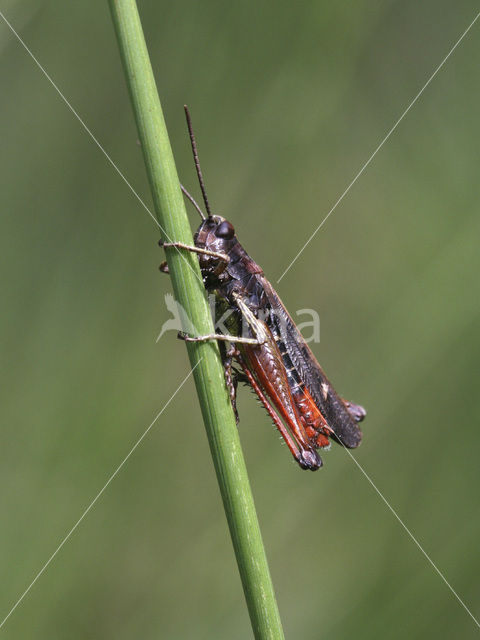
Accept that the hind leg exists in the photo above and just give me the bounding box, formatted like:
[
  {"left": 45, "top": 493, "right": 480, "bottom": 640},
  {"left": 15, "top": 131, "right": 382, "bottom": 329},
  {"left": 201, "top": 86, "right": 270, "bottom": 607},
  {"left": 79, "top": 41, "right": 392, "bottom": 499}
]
[{"left": 343, "top": 400, "right": 366, "bottom": 423}]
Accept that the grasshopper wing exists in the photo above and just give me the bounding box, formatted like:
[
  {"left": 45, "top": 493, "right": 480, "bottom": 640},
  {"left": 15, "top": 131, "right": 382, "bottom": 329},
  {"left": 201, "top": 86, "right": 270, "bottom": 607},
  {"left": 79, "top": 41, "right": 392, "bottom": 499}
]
[{"left": 261, "top": 279, "right": 363, "bottom": 448}]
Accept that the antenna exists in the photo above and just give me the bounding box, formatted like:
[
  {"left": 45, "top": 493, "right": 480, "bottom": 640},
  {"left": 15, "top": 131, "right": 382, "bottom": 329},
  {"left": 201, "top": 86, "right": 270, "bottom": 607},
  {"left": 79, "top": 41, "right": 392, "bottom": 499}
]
[
  {"left": 180, "top": 184, "right": 205, "bottom": 220},
  {"left": 184, "top": 105, "right": 212, "bottom": 216}
]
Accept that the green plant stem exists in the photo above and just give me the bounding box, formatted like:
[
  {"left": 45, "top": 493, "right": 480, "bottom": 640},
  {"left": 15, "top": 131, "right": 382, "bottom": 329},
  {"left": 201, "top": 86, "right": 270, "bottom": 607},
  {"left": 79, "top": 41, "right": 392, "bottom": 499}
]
[{"left": 109, "top": 2, "right": 285, "bottom": 638}]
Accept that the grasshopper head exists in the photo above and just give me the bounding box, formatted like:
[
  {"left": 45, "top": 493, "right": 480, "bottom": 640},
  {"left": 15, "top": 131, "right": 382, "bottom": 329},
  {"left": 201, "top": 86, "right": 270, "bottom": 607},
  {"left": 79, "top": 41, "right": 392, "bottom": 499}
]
[
  {"left": 195, "top": 215, "right": 237, "bottom": 255},
  {"left": 194, "top": 215, "right": 237, "bottom": 286}
]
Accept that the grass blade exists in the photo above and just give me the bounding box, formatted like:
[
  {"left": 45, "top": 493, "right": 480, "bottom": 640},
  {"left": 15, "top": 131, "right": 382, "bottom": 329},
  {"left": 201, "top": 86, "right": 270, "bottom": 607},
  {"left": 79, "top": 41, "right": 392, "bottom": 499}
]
[{"left": 109, "top": 2, "right": 285, "bottom": 637}]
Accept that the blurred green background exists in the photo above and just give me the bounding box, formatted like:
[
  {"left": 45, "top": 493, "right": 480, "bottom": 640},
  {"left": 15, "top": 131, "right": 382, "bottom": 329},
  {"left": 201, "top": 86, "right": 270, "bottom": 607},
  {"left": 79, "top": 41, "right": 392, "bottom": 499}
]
[{"left": 1, "top": 1, "right": 479, "bottom": 638}]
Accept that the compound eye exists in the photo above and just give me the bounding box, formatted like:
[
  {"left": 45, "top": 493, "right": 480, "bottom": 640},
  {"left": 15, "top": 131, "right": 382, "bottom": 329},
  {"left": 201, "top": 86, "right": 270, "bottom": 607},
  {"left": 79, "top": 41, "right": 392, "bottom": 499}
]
[{"left": 215, "top": 220, "right": 235, "bottom": 238}]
